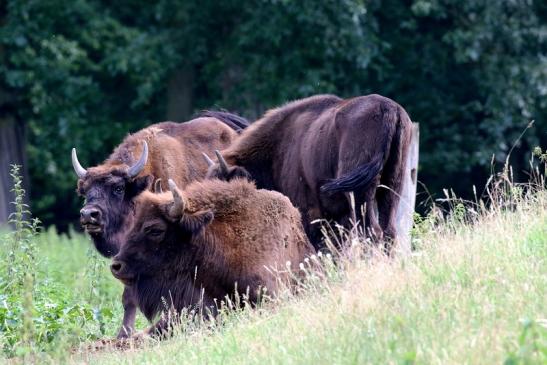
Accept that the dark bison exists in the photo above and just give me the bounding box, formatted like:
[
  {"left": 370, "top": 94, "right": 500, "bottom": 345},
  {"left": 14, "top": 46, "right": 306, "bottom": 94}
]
[
  {"left": 204, "top": 94, "right": 413, "bottom": 251},
  {"left": 72, "top": 113, "right": 247, "bottom": 338},
  {"left": 110, "top": 178, "right": 314, "bottom": 338}
]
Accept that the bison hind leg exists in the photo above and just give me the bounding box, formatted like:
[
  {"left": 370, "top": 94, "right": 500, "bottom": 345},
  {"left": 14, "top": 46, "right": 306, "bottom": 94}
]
[
  {"left": 351, "top": 188, "right": 383, "bottom": 244},
  {"left": 319, "top": 153, "right": 385, "bottom": 246}
]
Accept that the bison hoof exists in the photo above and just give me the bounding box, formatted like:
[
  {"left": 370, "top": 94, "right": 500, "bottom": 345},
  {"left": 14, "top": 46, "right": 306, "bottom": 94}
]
[
  {"left": 116, "top": 327, "right": 134, "bottom": 339},
  {"left": 130, "top": 329, "right": 150, "bottom": 342}
]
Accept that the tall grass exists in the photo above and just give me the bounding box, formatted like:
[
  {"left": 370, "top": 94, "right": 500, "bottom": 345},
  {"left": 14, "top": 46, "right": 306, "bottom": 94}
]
[
  {"left": 83, "top": 203, "right": 543, "bottom": 364},
  {"left": 72, "top": 152, "right": 544, "bottom": 364},
  {"left": 0, "top": 166, "right": 137, "bottom": 362},
  {"left": 66, "top": 191, "right": 544, "bottom": 365},
  {"left": 1, "top": 150, "right": 546, "bottom": 364}
]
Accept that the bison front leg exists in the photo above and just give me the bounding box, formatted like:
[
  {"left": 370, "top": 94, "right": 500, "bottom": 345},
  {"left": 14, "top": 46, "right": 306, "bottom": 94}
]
[
  {"left": 117, "top": 286, "right": 137, "bottom": 339},
  {"left": 129, "top": 316, "right": 171, "bottom": 341}
]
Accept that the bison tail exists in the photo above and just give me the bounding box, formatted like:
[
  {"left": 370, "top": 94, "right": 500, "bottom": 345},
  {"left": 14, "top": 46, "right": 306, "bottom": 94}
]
[
  {"left": 200, "top": 110, "right": 250, "bottom": 133},
  {"left": 320, "top": 155, "right": 384, "bottom": 194}
]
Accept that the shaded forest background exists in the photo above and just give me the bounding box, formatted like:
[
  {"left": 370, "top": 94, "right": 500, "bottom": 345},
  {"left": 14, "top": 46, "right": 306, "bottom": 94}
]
[{"left": 0, "top": 0, "right": 546, "bottom": 231}]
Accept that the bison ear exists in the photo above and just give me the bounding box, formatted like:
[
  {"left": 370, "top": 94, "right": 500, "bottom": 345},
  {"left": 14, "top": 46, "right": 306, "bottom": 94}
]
[
  {"left": 126, "top": 175, "right": 153, "bottom": 199},
  {"left": 206, "top": 164, "right": 253, "bottom": 182},
  {"left": 179, "top": 210, "right": 214, "bottom": 235},
  {"left": 76, "top": 180, "right": 85, "bottom": 196}
]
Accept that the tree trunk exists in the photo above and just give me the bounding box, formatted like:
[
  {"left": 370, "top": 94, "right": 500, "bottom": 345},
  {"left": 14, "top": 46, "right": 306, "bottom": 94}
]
[
  {"left": 166, "top": 66, "right": 194, "bottom": 122},
  {"left": 0, "top": 14, "right": 29, "bottom": 228},
  {"left": 0, "top": 117, "right": 29, "bottom": 228},
  {"left": 395, "top": 123, "right": 420, "bottom": 254}
]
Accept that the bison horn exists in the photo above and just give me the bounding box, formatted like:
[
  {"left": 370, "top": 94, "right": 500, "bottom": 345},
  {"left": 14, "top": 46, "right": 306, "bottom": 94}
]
[
  {"left": 214, "top": 150, "right": 229, "bottom": 174},
  {"left": 127, "top": 141, "right": 149, "bottom": 178},
  {"left": 168, "top": 178, "right": 185, "bottom": 217},
  {"left": 202, "top": 152, "right": 215, "bottom": 167},
  {"left": 154, "top": 179, "right": 163, "bottom": 193},
  {"left": 71, "top": 148, "right": 87, "bottom": 179}
]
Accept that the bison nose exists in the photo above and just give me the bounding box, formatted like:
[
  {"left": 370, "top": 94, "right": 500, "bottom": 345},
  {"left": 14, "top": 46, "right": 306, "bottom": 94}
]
[
  {"left": 110, "top": 260, "right": 124, "bottom": 275},
  {"left": 80, "top": 207, "right": 101, "bottom": 223}
]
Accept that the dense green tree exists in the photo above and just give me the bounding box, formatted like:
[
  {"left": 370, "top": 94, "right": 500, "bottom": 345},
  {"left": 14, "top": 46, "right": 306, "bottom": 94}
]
[
  {"left": 0, "top": 0, "right": 545, "bottom": 228},
  {"left": 1, "top": 0, "right": 175, "bottom": 228},
  {"left": 371, "top": 0, "right": 547, "bottom": 199}
]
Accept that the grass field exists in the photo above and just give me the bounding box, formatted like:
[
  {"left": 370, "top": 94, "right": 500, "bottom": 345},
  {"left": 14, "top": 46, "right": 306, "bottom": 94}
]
[{"left": 1, "top": 185, "right": 546, "bottom": 364}]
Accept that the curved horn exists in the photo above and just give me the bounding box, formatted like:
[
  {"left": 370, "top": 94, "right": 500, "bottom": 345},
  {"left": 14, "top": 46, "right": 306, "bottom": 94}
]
[
  {"left": 214, "top": 150, "right": 229, "bottom": 174},
  {"left": 128, "top": 141, "right": 149, "bottom": 178},
  {"left": 71, "top": 148, "right": 87, "bottom": 179},
  {"left": 168, "top": 178, "right": 185, "bottom": 217},
  {"left": 154, "top": 179, "right": 163, "bottom": 194},
  {"left": 202, "top": 152, "right": 215, "bottom": 167}
]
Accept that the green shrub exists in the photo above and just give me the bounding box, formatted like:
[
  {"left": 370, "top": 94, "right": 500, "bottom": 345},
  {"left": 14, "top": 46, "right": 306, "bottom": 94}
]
[{"left": 0, "top": 165, "right": 124, "bottom": 359}]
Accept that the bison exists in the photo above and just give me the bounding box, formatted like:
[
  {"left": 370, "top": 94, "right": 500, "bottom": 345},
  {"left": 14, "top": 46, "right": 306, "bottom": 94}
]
[
  {"left": 204, "top": 94, "right": 413, "bottom": 251},
  {"left": 72, "top": 113, "right": 247, "bottom": 338},
  {"left": 110, "top": 178, "right": 314, "bottom": 337}
]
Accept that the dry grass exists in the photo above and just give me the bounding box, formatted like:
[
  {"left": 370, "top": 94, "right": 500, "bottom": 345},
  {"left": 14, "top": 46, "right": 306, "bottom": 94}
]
[{"left": 58, "top": 189, "right": 547, "bottom": 365}]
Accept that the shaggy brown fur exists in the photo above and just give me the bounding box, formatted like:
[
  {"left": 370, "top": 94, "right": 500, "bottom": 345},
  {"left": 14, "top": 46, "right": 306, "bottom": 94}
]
[
  {"left": 206, "top": 94, "right": 413, "bottom": 251},
  {"left": 74, "top": 115, "right": 247, "bottom": 338},
  {"left": 110, "top": 178, "right": 314, "bottom": 337}
]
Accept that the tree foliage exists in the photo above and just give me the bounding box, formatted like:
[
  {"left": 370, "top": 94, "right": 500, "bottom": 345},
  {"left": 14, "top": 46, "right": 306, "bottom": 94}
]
[{"left": 1, "top": 0, "right": 545, "bottom": 228}]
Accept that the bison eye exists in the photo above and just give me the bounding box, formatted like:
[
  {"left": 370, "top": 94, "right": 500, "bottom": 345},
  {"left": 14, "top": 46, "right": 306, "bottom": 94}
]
[
  {"left": 113, "top": 185, "right": 125, "bottom": 195},
  {"left": 148, "top": 229, "right": 163, "bottom": 236},
  {"left": 144, "top": 225, "right": 165, "bottom": 237}
]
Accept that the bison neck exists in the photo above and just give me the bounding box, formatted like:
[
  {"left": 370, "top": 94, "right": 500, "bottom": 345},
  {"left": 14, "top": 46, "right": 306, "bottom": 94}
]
[
  {"left": 224, "top": 151, "right": 275, "bottom": 190},
  {"left": 89, "top": 232, "right": 120, "bottom": 258},
  {"left": 241, "top": 162, "right": 276, "bottom": 190}
]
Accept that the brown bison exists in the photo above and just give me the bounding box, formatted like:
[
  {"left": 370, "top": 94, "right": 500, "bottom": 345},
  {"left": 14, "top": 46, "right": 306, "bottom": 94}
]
[
  {"left": 110, "top": 178, "right": 314, "bottom": 337},
  {"left": 204, "top": 94, "right": 413, "bottom": 251},
  {"left": 72, "top": 113, "right": 247, "bottom": 338}
]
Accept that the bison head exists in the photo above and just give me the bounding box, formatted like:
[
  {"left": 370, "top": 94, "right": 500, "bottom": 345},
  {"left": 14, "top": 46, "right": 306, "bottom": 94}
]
[
  {"left": 203, "top": 150, "right": 251, "bottom": 181},
  {"left": 110, "top": 179, "right": 213, "bottom": 285},
  {"left": 72, "top": 141, "right": 152, "bottom": 244}
]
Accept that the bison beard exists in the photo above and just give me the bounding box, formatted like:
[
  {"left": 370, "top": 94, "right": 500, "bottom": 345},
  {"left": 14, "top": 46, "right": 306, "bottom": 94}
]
[
  {"left": 110, "top": 178, "right": 315, "bottom": 338},
  {"left": 72, "top": 115, "right": 248, "bottom": 338},
  {"left": 205, "top": 94, "right": 413, "bottom": 252}
]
